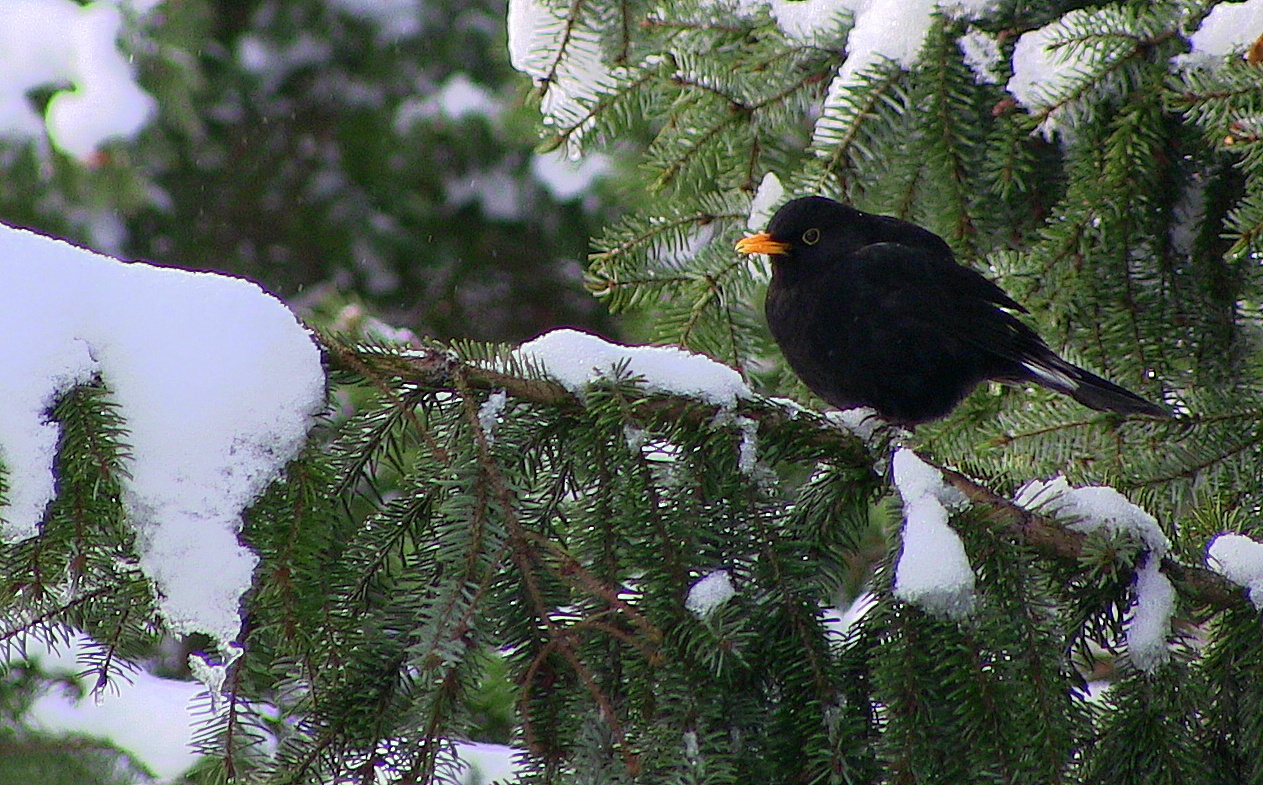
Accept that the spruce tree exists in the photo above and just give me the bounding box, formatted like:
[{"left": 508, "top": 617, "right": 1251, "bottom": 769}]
[{"left": 7, "top": 1, "right": 1263, "bottom": 783}]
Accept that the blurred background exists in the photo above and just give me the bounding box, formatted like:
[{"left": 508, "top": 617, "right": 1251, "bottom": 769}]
[
  {"left": 1, "top": 1, "right": 629, "bottom": 781},
  {"left": 1, "top": 0, "right": 628, "bottom": 345}
]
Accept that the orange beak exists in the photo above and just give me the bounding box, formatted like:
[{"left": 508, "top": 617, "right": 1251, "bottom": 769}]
[{"left": 735, "top": 232, "right": 791, "bottom": 256}]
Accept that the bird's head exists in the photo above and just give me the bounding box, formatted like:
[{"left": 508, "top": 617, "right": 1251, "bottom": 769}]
[{"left": 735, "top": 195, "right": 871, "bottom": 266}]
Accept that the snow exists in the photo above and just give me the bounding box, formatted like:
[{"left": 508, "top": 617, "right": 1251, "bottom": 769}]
[
  {"left": 395, "top": 73, "right": 505, "bottom": 132},
  {"left": 237, "top": 32, "right": 335, "bottom": 92},
  {"left": 837, "top": 0, "right": 938, "bottom": 79},
  {"left": 766, "top": 0, "right": 849, "bottom": 44},
  {"left": 1006, "top": 17, "right": 1077, "bottom": 133},
  {"left": 825, "top": 406, "right": 886, "bottom": 444},
  {"left": 0, "top": 223, "right": 326, "bottom": 650},
  {"left": 454, "top": 741, "right": 523, "bottom": 784},
  {"left": 21, "top": 633, "right": 207, "bottom": 781},
  {"left": 1178, "top": 0, "right": 1263, "bottom": 66},
  {"left": 444, "top": 166, "right": 525, "bottom": 221},
  {"left": 938, "top": 0, "right": 1001, "bottom": 16},
  {"left": 16, "top": 631, "right": 522, "bottom": 783},
  {"left": 432, "top": 74, "right": 500, "bottom": 120},
  {"left": 686, "top": 569, "right": 737, "bottom": 617},
  {"left": 478, "top": 390, "right": 509, "bottom": 444},
  {"left": 1207, "top": 532, "right": 1263, "bottom": 608},
  {"left": 1170, "top": 178, "right": 1207, "bottom": 258},
  {"left": 747, "top": 172, "right": 785, "bottom": 232},
  {"left": 1014, "top": 477, "right": 1169, "bottom": 555},
  {"left": 810, "top": 0, "right": 935, "bottom": 148},
  {"left": 890, "top": 448, "right": 975, "bottom": 618},
  {"left": 735, "top": 416, "right": 759, "bottom": 475},
  {"left": 958, "top": 27, "right": 1003, "bottom": 85},
  {"left": 1128, "top": 554, "right": 1174, "bottom": 671},
  {"left": 810, "top": 0, "right": 1000, "bottom": 148},
  {"left": 822, "top": 591, "right": 877, "bottom": 638},
  {"left": 623, "top": 423, "right": 649, "bottom": 452},
  {"left": 1006, "top": 6, "right": 1136, "bottom": 136},
  {"left": 0, "top": 0, "right": 157, "bottom": 161},
  {"left": 1016, "top": 476, "right": 1173, "bottom": 670},
  {"left": 508, "top": 328, "right": 752, "bottom": 407},
  {"left": 507, "top": 0, "right": 615, "bottom": 153},
  {"left": 531, "top": 149, "right": 612, "bottom": 201}
]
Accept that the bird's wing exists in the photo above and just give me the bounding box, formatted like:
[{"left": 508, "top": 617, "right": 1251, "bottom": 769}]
[
  {"left": 936, "top": 256, "right": 1028, "bottom": 314},
  {"left": 842, "top": 243, "right": 1042, "bottom": 373},
  {"left": 865, "top": 217, "right": 1028, "bottom": 314}
]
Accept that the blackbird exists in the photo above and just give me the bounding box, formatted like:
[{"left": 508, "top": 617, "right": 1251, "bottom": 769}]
[{"left": 736, "top": 195, "right": 1167, "bottom": 426}]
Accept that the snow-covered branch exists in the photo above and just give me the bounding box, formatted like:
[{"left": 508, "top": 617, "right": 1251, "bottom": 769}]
[{"left": 324, "top": 331, "right": 1247, "bottom": 618}]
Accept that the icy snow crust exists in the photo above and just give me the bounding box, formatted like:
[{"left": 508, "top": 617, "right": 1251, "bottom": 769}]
[{"left": 0, "top": 224, "right": 325, "bottom": 650}]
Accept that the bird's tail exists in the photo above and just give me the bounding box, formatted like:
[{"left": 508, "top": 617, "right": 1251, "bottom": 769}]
[{"left": 1021, "top": 355, "right": 1168, "bottom": 418}]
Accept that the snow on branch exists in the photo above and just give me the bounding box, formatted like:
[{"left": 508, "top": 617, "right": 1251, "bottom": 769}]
[
  {"left": 0, "top": 222, "right": 325, "bottom": 651},
  {"left": 1207, "top": 533, "right": 1263, "bottom": 608},
  {"left": 1016, "top": 477, "right": 1174, "bottom": 670},
  {"left": 326, "top": 332, "right": 1248, "bottom": 620},
  {"left": 891, "top": 448, "right": 976, "bottom": 618}
]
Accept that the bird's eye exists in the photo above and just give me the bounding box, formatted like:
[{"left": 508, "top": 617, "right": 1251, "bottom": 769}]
[{"left": 802, "top": 228, "right": 821, "bottom": 245}]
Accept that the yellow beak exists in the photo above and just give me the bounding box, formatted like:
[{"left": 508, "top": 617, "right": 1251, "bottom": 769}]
[{"left": 735, "top": 232, "right": 791, "bottom": 256}]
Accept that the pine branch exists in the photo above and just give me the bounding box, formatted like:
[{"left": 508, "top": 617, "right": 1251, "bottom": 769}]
[{"left": 323, "top": 336, "right": 1248, "bottom": 616}]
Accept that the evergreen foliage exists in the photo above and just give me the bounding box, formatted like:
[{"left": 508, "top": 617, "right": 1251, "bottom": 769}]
[{"left": 9, "top": 0, "right": 1263, "bottom": 783}]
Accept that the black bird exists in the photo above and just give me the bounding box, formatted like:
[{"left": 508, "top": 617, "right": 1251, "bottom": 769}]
[{"left": 736, "top": 195, "right": 1167, "bottom": 426}]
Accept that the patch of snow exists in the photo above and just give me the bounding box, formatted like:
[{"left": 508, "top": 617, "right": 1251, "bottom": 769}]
[
  {"left": 328, "top": 0, "right": 424, "bottom": 39},
  {"left": 825, "top": 406, "right": 886, "bottom": 444},
  {"left": 1127, "top": 553, "right": 1175, "bottom": 671},
  {"left": 23, "top": 628, "right": 522, "bottom": 784},
  {"left": 623, "top": 423, "right": 649, "bottom": 452},
  {"left": 735, "top": 415, "right": 759, "bottom": 475},
  {"left": 686, "top": 569, "right": 737, "bottom": 617},
  {"left": 1177, "top": 0, "right": 1263, "bottom": 67},
  {"left": 0, "top": 0, "right": 156, "bottom": 161},
  {"left": 531, "top": 149, "right": 612, "bottom": 201},
  {"left": 444, "top": 166, "right": 524, "bottom": 221},
  {"left": 455, "top": 741, "right": 523, "bottom": 784},
  {"left": 22, "top": 632, "right": 207, "bottom": 781},
  {"left": 507, "top": 0, "right": 616, "bottom": 153},
  {"left": 891, "top": 448, "right": 975, "bottom": 618},
  {"left": 938, "top": 0, "right": 1001, "bottom": 16},
  {"left": 767, "top": 0, "right": 849, "bottom": 44},
  {"left": 812, "top": 0, "right": 996, "bottom": 149},
  {"left": 237, "top": 31, "right": 334, "bottom": 92},
  {"left": 0, "top": 224, "right": 325, "bottom": 649},
  {"left": 478, "top": 390, "right": 509, "bottom": 445},
  {"left": 1016, "top": 476, "right": 1172, "bottom": 670},
  {"left": 959, "top": 27, "right": 1003, "bottom": 84},
  {"left": 1006, "top": 6, "right": 1136, "bottom": 137},
  {"left": 747, "top": 172, "right": 785, "bottom": 232},
  {"left": 1170, "top": 177, "right": 1207, "bottom": 258},
  {"left": 508, "top": 329, "right": 751, "bottom": 408},
  {"left": 1207, "top": 532, "right": 1263, "bottom": 608},
  {"left": 822, "top": 591, "right": 877, "bottom": 639},
  {"left": 396, "top": 73, "right": 502, "bottom": 131},
  {"left": 1015, "top": 476, "right": 1169, "bottom": 555}
]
